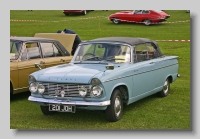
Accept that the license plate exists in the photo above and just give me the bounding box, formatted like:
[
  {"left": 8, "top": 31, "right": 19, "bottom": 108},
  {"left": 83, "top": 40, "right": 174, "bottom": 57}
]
[{"left": 49, "top": 104, "right": 76, "bottom": 113}]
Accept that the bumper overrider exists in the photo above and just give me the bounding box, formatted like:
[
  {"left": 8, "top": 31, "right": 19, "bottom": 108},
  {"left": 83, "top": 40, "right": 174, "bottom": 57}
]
[{"left": 28, "top": 96, "right": 111, "bottom": 106}]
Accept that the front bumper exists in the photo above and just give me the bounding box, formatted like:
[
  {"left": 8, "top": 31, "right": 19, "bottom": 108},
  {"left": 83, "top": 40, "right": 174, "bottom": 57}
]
[{"left": 28, "top": 96, "right": 111, "bottom": 106}]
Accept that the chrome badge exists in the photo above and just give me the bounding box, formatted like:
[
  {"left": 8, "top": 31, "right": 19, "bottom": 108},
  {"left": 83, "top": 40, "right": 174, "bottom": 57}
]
[{"left": 60, "top": 90, "right": 65, "bottom": 97}]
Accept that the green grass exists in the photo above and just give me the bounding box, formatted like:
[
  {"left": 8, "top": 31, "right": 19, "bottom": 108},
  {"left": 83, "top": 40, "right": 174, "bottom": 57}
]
[{"left": 10, "top": 10, "right": 190, "bottom": 130}]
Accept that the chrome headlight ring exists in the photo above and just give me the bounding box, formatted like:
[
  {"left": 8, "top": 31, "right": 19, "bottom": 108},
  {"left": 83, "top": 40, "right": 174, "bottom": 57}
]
[
  {"left": 37, "top": 84, "right": 45, "bottom": 94},
  {"left": 90, "top": 85, "right": 103, "bottom": 97},
  {"left": 29, "top": 82, "right": 38, "bottom": 93},
  {"left": 78, "top": 86, "right": 87, "bottom": 97}
]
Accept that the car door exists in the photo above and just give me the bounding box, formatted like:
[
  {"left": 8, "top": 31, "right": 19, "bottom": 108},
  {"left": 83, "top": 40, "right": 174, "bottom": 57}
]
[
  {"left": 119, "top": 11, "right": 135, "bottom": 22},
  {"left": 18, "top": 42, "right": 46, "bottom": 90},
  {"left": 131, "top": 43, "right": 158, "bottom": 97},
  {"left": 129, "top": 10, "right": 143, "bottom": 22},
  {"left": 40, "top": 42, "right": 72, "bottom": 68}
]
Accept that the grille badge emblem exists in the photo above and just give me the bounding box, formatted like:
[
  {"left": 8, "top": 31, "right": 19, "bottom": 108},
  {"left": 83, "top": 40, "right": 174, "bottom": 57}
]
[{"left": 60, "top": 90, "right": 65, "bottom": 97}]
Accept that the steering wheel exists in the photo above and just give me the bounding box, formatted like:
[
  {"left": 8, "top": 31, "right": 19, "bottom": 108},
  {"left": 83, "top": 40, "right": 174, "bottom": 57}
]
[
  {"left": 82, "top": 53, "right": 98, "bottom": 60},
  {"left": 140, "top": 50, "right": 147, "bottom": 54}
]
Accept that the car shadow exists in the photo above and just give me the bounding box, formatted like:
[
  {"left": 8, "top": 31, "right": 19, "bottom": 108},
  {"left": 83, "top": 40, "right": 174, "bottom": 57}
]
[
  {"left": 107, "top": 22, "right": 165, "bottom": 26},
  {"left": 10, "top": 91, "right": 31, "bottom": 101},
  {"left": 123, "top": 93, "right": 159, "bottom": 111}
]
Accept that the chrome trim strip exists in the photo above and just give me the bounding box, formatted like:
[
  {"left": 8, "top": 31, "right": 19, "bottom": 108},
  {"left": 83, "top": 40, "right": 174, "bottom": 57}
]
[
  {"left": 103, "top": 63, "right": 178, "bottom": 83},
  {"left": 14, "top": 86, "right": 29, "bottom": 91},
  {"left": 28, "top": 96, "right": 110, "bottom": 106}
]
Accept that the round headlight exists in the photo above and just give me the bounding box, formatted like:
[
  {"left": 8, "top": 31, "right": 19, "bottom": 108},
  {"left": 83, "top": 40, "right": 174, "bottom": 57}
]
[
  {"left": 29, "top": 82, "right": 38, "bottom": 93},
  {"left": 91, "top": 85, "right": 102, "bottom": 97},
  {"left": 38, "top": 84, "right": 45, "bottom": 94},
  {"left": 29, "top": 75, "right": 36, "bottom": 84},
  {"left": 79, "top": 86, "right": 87, "bottom": 97}
]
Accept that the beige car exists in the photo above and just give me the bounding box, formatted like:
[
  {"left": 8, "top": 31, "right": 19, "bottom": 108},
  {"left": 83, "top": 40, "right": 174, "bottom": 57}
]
[{"left": 10, "top": 33, "right": 76, "bottom": 95}]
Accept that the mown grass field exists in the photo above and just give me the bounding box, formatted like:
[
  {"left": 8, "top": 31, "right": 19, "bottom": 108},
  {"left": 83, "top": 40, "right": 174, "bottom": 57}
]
[{"left": 10, "top": 10, "right": 190, "bottom": 129}]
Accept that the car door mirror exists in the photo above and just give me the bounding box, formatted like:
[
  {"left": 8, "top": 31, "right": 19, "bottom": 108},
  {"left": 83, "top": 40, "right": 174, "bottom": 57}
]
[
  {"left": 106, "top": 65, "right": 114, "bottom": 70},
  {"left": 35, "top": 63, "right": 42, "bottom": 70}
]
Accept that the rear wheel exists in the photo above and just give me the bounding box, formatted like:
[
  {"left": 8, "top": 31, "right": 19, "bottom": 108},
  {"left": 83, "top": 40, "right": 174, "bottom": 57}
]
[
  {"left": 112, "top": 18, "right": 120, "bottom": 24},
  {"left": 143, "top": 19, "right": 151, "bottom": 26},
  {"left": 105, "top": 89, "right": 123, "bottom": 122},
  {"left": 157, "top": 78, "right": 170, "bottom": 97},
  {"left": 40, "top": 105, "right": 57, "bottom": 115}
]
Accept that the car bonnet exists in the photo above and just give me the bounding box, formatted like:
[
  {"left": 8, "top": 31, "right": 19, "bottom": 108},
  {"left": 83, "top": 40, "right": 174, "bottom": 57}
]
[{"left": 33, "top": 63, "right": 106, "bottom": 84}]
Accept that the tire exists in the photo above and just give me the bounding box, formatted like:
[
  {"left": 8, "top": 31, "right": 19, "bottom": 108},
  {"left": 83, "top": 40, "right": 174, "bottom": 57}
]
[
  {"left": 157, "top": 78, "right": 170, "bottom": 97},
  {"left": 40, "top": 105, "right": 57, "bottom": 115},
  {"left": 112, "top": 18, "right": 120, "bottom": 24},
  {"left": 105, "top": 89, "right": 123, "bottom": 122},
  {"left": 143, "top": 19, "right": 151, "bottom": 26},
  {"left": 82, "top": 10, "right": 87, "bottom": 15}
]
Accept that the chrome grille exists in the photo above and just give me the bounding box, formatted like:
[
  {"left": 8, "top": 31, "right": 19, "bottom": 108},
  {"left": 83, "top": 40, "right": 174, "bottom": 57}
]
[{"left": 41, "top": 83, "right": 91, "bottom": 97}]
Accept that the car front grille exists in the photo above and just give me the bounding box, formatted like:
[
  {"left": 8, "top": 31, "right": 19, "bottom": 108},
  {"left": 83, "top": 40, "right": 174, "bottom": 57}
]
[{"left": 40, "top": 82, "right": 92, "bottom": 97}]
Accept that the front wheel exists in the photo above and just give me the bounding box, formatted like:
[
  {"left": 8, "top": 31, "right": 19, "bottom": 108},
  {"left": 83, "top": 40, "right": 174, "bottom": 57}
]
[
  {"left": 112, "top": 18, "right": 120, "bottom": 24},
  {"left": 143, "top": 19, "right": 151, "bottom": 26},
  {"left": 157, "top": 78, "right": 170, "bottom": 97},
  {"left": 40, "top": 105, "right": 57, "bottom": 115},
  {"left": 105, "top": 89, "right": 123, "bottom": 122}
]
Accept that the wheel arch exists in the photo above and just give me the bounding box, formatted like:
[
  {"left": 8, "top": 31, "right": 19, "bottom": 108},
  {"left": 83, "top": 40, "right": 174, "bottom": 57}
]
[
  {"left": 111, "top": 17, "right": 117, "bottom": 21},
  {"left": 167, "top": 75, "right": 173, "bottom": 83},
  {"left": 110, "top": 84, "right": 129, "bottom": 105}
]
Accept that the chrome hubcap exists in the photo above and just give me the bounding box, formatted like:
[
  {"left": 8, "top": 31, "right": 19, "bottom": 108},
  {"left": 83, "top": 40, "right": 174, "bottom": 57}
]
[
  {"left": 144, "top": 20, "right": 150, "bottom": 25},
  {"left": 114, "top": 96, "right": 121, "bottom": 117},
  {"left": 113, "top": 19, "right": 119, "bottom": 24},
  {"left": 163, "top": 80, "right": 169, "bottom": 94}
]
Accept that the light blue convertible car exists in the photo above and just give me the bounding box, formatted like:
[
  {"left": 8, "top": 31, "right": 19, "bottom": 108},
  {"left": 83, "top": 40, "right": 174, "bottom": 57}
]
[{"left": 28, "top": 37, "right": 180, "bottom": 122}]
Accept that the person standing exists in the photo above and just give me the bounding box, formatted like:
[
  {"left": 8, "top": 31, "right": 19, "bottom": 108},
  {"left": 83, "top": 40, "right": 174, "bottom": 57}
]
[{"left": 57, "top": 29, "right": 82, "bottom": 55}]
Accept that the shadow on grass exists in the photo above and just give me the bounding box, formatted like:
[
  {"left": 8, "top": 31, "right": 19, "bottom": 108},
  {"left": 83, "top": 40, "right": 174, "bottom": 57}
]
[
  {"left": 10, "top": 91, "right": 31, "bottom": 101},
  {"left": 123, "top": 93, "right": 159, "bottom": 111},
  {"left": 35, "top": 94, "right": 161, "bottom": 124},
  {"left": 105, "top": 22, "right": 165, "bottom": 27}
]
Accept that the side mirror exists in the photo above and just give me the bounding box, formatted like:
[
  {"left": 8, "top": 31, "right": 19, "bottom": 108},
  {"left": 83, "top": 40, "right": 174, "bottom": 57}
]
[{"left": 35, "top": 63, "right": 42, "bottom": 70}]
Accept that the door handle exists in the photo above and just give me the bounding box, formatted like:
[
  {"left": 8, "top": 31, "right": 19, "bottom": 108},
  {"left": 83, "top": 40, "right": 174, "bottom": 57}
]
[
  {"left": 149, "top": 62, "right": 155, "bottom": 64},
  {"left": 60, "top": 59, "right": 65, "bottom": 62},
  {"left": 40, "top": 61, "right": 45, "bottom": 64}
]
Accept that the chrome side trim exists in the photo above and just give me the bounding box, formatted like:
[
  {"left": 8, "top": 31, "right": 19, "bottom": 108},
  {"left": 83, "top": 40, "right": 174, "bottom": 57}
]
[
  {"left": 103, "top": 63, "right": 178, "bottom": 83},
  {"left": 14, "top": 86, "right": 29, "bottom": 91},
  {"left": 28, "top": 96, "right": 110, "bottom": 106}
]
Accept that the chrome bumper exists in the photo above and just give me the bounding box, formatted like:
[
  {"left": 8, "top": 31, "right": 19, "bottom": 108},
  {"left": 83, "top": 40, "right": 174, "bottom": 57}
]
[{"left": 28, "top": 96, "right": 111, "bottom": 106}]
